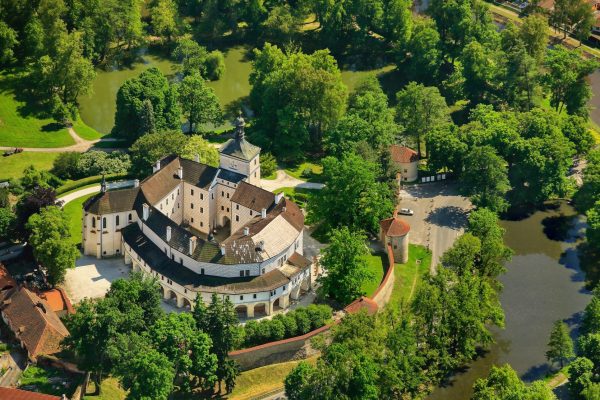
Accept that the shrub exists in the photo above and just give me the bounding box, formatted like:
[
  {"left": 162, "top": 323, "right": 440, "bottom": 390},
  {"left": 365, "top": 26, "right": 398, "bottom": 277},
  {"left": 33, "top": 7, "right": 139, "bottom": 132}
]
[
  {"left": 77, "top": 151, "right": 131, "bottom": 178},
  {"left": 52, "top": 152, "right": 81, "bottom": 180},
  {"left": 205, "top": 50, "right": 225, "bottom": 81},
  {"left": 260, "top": 152, "right": 278, "bottom": 178},
  {"left": 270, "top": 318, "right": 286, "bottom": 341},
  {"left": 294, "top": 309, "right": 312, "bottom": 335},
  {"left": 55, "top": 173, "right": 131, "bottom": 195}
]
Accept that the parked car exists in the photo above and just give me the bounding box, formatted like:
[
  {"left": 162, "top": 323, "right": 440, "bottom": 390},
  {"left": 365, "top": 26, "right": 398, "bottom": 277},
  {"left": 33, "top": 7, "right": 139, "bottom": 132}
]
[
  {"left": 398, "top": 208, "right": 414, "bottom": 216},
  {"left": 3, "top": 148, "right": 23, "bottom": 157}
]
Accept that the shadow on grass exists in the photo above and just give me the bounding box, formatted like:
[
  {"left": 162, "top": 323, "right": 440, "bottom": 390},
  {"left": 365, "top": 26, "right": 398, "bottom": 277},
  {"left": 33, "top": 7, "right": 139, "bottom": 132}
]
[{"left": 0, "top": 69, "right": 53, "bottom": 121}]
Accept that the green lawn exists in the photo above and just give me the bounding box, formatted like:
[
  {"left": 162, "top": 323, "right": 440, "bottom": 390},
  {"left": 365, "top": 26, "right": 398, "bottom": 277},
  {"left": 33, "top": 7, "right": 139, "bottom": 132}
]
[
  {"left": 72, "top": 118, "right": 105, "bottom": 141},
  {"left": 284, "top": 161, "right": 323, "bottom": 182},
  {"left": 83, "top": 377, "right": 127, "bottom": 400},
  {"left": 19, "top": 365, "right": 81, "bottom": 397},
  {"left": 0, "top": 152, "right": 60, "bottom": 181},
  {"left": 273, "top": 187, "right": 317, "bottom": 209},
  {"left": 64, "top": 193, "right": 96, "bottom": 246},
  {"left": 0, "top": 71, "right": 74, "bottom": 148},
  {"left": 389, "top": 244, "right": 431, "bottom": 307},
  {"left": 361, "top": 253, "right": 386, "bottom": 298}
]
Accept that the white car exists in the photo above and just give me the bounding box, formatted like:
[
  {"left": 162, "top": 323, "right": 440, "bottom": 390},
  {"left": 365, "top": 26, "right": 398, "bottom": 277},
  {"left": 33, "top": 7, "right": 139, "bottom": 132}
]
[{"left": 398, "top": 208, "right": 414, "bottom": 216}]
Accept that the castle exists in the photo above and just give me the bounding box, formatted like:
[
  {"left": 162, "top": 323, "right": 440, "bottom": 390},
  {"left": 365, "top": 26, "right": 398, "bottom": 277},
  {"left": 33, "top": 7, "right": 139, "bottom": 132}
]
[{"left": 82, "top": 116, "right": 311, "bottom": 317}]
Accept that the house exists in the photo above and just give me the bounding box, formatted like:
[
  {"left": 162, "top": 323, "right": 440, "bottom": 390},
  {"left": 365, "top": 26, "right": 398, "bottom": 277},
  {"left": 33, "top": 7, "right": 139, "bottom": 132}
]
[
  {"left": 390, "top": 145, "right": 419, "bottom": 182},
  {"left": 0, "top": 287, "right": 69, "bottom": 361},
  {"left": 380, "top": 211, "right": 411, "bottom": 264},
  {"left": 0, "top": 387, "right": 64, "bottom": 399},
  {"left": 82, "top": 115, "right": 312, "bottom": 318}
]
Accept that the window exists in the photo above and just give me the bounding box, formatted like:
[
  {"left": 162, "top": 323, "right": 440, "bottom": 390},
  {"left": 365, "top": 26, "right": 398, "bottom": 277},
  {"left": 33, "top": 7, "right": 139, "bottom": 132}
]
[
  {"left": 179, "top": 258, "right": 183, "bottom": 264},
  {"left": 200, "top": 222, "right": 204, "bottom": 227},
  {"left": 221, "top": 206, "right": 224, "bottom": 211},
  {"left": 262, "top": 268, "right": 265, "bottom": 274},
  {"left": 200, "top": 207, "right": 203, "bottom": 213},
  {"left": 283, "top": 285, "right": 286, "bottom": 291},
  {"left": 236, "top": 204, "right": 239, "bottom": 210},
  {"left": 403, "top": 169, "right": 408, "bottom": 173},
  {"left": 177, "top": 189, "right": 180, "bottom": 195},
  {"left": 201, "top": 268, "right": 205, "bottom": 274},
  {"left": 227, "top": 193, "right": 230, "bottom": 199},
  {"left": 255, "top": 159, "right": 257, "bottom": 165},
  {"left": 227, "top": 207, "right": 229, "bottom": 212},
  {"left": 160, "top": 204, "right": 163, "bottom": 210},
  {"left": 254, "top": 172, "right": 257, "bottom": 177},
  {"left": 211, "top": 194, "right": 214, "bottom": 199},
  {"left": 191, "top": 189, "right": 194, "bottom": 195},
  {"left": 171, "top": 254, "right": 175, "bottom": 260},
  {"left": 102, "top": 217, "right": 107, "bottom": 229},
  {"left": 164, "top": 248, "right": 167, "bottom": 254},
  {"left": 246, "top": 270, "right": 250, "bottom": 276},
  {"left": 250, "top": 211, "right": 253, "bottom": 216},
  {"left": 253, "top": 294, "right": 257, "bottom": 299},
  {"left": 200, "top": 193, "right": 204, "bottom": 200},
  {"left": 92, "top": 218, "right": 96, "bottom": 228},
  {"left": 191, "top": 218, "right": 194, "bottom": 223},
  {"left": 166, "top": 198, "right": 169, "bottom": 205},
  {"left": 235, "top": 215, "right": 239, "bottom": 222},
  {"left": 221, "top": 191, "right": 224, "bottom": 197},
  {"left": 240, "top": 295, "right": 244, "bottom": 300},
  {"left": 191, "top": 203, "right": 194, "bottom": 209},
  {"left": 177, "top": 203, "right": 180, "bottom": 209},
  {"left": 128, "top": 213, "right": 132, "bottom": 221},
  {"left": 172, "top": 194, "right": 174, "bottom": 200},
  {"left": 240, "top": 271, "right": 244, "bottom": 277},
  {"left": 116, "top": 215, "right": 119, "bottom": 226}
]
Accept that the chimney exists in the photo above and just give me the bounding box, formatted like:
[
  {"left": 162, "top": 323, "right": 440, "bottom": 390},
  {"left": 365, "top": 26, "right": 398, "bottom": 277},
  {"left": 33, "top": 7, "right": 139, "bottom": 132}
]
[
  {"left": 133, "top": 179, "right": 140, "bottom": 188},
  {"left": 220, "top": 245, "right": 226, "bottom": 256},
  {"left": 153, "top": 160, "right": 161, "bottom": 173},
  {"left": 261, "top": 208, "right": 267, "bottom": 219},
  {"left": 189, "top": 236, "right": 197, "bottom": 255},
  {"left": 194, "top": 154, "right": 200, "bottom": 163},
  {"left": 143, "top": 203, "right": 149, "bottom": 221},
  {"left": 243, "top": 227, "right": 249, "bottom": 236},
  {"left": 166, "top": 226, "right": 172, "bottom": 242},
  {"left": 275, "top": 192, "right": 283, "bottom": 204},
  {"left": 177, "top": 166, "right": 183, "bottom": 180}
]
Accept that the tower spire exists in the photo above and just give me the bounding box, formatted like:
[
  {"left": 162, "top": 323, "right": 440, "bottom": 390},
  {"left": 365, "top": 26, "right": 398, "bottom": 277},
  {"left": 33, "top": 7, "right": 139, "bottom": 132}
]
[
  {"left": 235, "top": 111, "right": 245, "bottom": 140},
  {"left": 101, "top": 174, "right": 107, "bottom": 193}
]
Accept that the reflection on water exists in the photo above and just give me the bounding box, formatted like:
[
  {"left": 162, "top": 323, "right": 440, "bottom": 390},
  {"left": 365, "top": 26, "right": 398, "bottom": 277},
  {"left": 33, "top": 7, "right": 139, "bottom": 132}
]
[{"left": 429, "top": 202, "right": 590, "bottom": 399}]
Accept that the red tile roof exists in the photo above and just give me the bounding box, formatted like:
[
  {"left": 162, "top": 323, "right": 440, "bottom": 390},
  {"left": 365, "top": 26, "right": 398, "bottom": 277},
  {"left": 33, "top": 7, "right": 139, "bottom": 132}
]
[
  {"left": 0, "top": 387, "right": 61, "bottom": 399},
  {"left": 1, "top": 287, "right": 69, "bottom": 359},
  {"left": 380, "top": 217, "right": 411, "bottom": 237},
  {"left": 390, "top": 145, "right": 419, "bottom": 164}
]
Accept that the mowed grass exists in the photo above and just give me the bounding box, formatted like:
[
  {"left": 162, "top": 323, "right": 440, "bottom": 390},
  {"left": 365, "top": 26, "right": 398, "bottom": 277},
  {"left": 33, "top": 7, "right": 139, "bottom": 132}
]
[
  {"left": 229, "top": 357, "right": 318, "bottom": 400},
  {"left": 72, "top": 118, "right": 105, "bottom": 141},
  {"left": 0, "top": 152, "right": 59, "bottom": 181},
  {"left": 83, "top": 377, "right": 127, "bottom": 400},
  {"left": 0, "top": 71, "right": 74, "bottom": 147},
  {"left": 389, "top": 244, "right": 431, "bottom": 307},
  {"left": 361, "top": 253, "right": 386, "bottom": 298},
  {"left": 64, "top": 193, "right": 96, "bottom": 246},
  {"left": 284, "top": 161, "right": 323, "bottom": 182}
]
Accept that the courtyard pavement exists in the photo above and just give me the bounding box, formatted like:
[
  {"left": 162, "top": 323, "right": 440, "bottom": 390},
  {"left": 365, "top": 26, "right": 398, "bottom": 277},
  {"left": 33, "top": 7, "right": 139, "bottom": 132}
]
[
  {"left": 398, "top": 182, "right": 472, "bottom": 273},
  {"left": 62, "top": 255, "right": 130, "bottom": 303}
]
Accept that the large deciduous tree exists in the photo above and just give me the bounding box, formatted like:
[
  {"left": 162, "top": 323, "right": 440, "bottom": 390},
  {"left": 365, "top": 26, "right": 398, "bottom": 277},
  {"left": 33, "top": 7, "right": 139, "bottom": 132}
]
[
  {"left": 472, "top": 364, "right": 557, "bottom": 399},
  {"left": 319, "top": 227, "right": 372, "bottom": 306},
  {"left": 129, "top": 130, "right": 188, "bottom": 177},
  {"left": 178, "top": 73, "right": 222, "bottom": 133}
]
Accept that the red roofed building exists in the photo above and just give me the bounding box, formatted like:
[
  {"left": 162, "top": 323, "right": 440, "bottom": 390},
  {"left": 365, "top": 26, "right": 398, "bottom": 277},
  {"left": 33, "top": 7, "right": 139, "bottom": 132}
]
[
  {"left": 380, "top": 211, "right": 411, "bottom": 263},
  {"left": 389, "top": 145, "right": 419, "bottom": 182},
  {"left": 0, "top": 387, "right": 63, "bottom": 399}
]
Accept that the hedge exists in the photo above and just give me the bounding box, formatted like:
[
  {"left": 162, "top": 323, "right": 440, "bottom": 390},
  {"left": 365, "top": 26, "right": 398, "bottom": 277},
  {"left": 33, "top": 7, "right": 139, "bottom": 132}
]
[
  {"left": 239, "top": 304, "right": 332, "bottom": 349},
  {"left": 56, "top": 173, "right": 132, "bottom": 195}
]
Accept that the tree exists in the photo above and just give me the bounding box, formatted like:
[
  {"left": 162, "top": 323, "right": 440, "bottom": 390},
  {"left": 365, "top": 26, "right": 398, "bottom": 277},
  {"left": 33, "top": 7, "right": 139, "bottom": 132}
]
[
  {"left": 399, "top": 16, "right": 442, "bottom": 83},
  {"left": 150, "top": 0, "right": 180, "bottom": 43},
  {"left": 27, "top": 206, "right": 78, "bottom": 286},
  {"left": 76, "top": 151, "right": 131, "bottom": 178},
  {"left": 113, "top": 68, "right": 182, "bottom": 141},
  {"left": 129, "top": 131, "right": 188, "bottom": 177},
  {"left": 582, "top": 288, "right": 600, "bottom": 336},
  {"left": 0, "top": 208, "right": 16, "bottom": 240},
  {"left": 309, "top": 152, "right": 394, "bottom": 234},
  {"left": 396, "top": 82, "right": 451, "bottom": 157},
  {"left": 250, "top": 44, "right": 347, "bottom": 158},
  {"left": 285, "top": 361, "right": 314, "bottom": 400},
  {"left": 546, "top": 320, "right": 574, "bottom": 368},
  {"left": 15, "top": 186, "right": 58, "bottom": 238},
  {"left": 425, "top": 123, "right": 467, "bottom": 174},
  {"left": 0, "top": 21, "right": 18, "bottom": 65},
  {"left": 582, "top": 383, "right": 600, "bottom": 400},
  {"left": 568, "top": 357, "right": 595, "bottom": 399},
  {"left": 562, "top": 115, "right": 594, "bottom": 155},
  {"left": 440, "top": 233, "right": 482, "bottom": 277},
  {"left": 543, "top": 46, "right": 598, "bottom": 116},
  {"left": 140, "top": 99, "right": 157, "bottom": 135},
  {"left": 578, "top": 333, "right": 600, "bottom": 373},
  {"left": 172, "top": 38, "right": 209, "bottom": 77},
  {"left": 319, "top": 227, "right": 372, "bottom": 306},
  {"left": 472, "top": 364, "right": 557, "bottom": 400},
  {"left": 575, "top": 149, "right": 600, "bottom": 212},
  {"left": 52, "top": 152, "right": 82, "bottom": 180},
  {"left": 468, "top": 208, "right": 512, "bottom": 280},
  {"left": 586, "top": 201, "right": 600, "bottom": 252},
  {"left": 118, "top": 346, "right": 175, "bottom": 400},
  {"left": 196, "top": 294, "right": 240, "bottom": 394},
  {"left": 260, "top": 153, "right": 277, "bottom": 178},
  {"left": 551, "top": 0, "right": 595, "bottom": 43},
  {"left": 180, "top": 135, "right": 219, "bottom": 167},
  {"left": 519, "top": 14, "right": 549, "bottom": 63},
  {"left": 204, "top": 50, "right": 225, "bottom": 81},
  {"left": 461, "top": 146, "right": 511, "bottom": 213},
  {"left": 178, "top": 73, "right": 222, "bottom": 133}
]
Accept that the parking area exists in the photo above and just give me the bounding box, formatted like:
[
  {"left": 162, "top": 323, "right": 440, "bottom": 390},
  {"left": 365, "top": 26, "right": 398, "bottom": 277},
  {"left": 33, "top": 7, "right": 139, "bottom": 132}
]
[
  {"left": 62, "top": 255, "right": 130, "bottom": 303},
  {"left": 398, "top": 182, "right": 472, "bottom": 272}
]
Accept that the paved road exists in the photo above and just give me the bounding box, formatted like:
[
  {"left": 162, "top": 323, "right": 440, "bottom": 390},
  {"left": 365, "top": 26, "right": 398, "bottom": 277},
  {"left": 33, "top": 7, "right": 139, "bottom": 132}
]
[
  {"left": 398, "top": 182, "right": 472, "bottom": 273},
  {"left": 0, "top": 127, "right": 113, "bottom": 153}
]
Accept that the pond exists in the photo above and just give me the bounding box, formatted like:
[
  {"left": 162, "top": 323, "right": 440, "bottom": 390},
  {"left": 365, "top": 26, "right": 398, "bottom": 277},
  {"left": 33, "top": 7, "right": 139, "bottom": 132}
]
[
  {"left": 79, "top": 46, "right": 395, "bottom": 135},
  {"left": 428, "top": 201, "right": 590, "bottom": 399}
]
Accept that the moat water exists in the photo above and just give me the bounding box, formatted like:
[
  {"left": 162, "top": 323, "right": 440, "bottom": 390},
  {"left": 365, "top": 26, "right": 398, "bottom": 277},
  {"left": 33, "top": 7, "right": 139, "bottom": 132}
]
[{"left": 429, "top": 201, "right": 591, "bottom": 399}]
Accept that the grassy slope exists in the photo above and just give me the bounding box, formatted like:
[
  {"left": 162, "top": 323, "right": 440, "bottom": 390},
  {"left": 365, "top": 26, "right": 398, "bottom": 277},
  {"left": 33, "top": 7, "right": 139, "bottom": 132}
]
[
  {"left": 0, "top": 152, "right": 59, "bottom": 181},
  {"left": 83, "top": 378, "right": 127, "bottom": 400},
  {"left": 389, "top": 244, "right": 431, "bottom": 307},
  {"left": 64, "top": 193, "right": 96, "bottom": 246},
  {"left": 361, "top": 253, "right": 386, "bottom": 298},
  {"left": 0, "top": 71, "right": 74, "bottom": 148},
  {"left": 229, "top": 357, "right": 318, "bottom": 400},
  {"left": 283, "top": 162, "right": 323, "bottom": 182},
  {"left": 72, "top": 118, "right": 105, "bottom": 141}
]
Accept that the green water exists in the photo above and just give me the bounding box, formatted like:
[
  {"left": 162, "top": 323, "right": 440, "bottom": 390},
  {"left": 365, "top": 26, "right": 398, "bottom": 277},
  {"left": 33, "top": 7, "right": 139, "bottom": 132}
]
[{"left": 78, "top": 46, "right": 395, "bottom": 134}]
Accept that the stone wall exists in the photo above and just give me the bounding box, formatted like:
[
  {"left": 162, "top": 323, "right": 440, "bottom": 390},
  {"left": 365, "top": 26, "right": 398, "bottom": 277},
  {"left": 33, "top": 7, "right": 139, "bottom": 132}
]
[{"left": 370, "top": 246, "right": 395, "bottom": 308}]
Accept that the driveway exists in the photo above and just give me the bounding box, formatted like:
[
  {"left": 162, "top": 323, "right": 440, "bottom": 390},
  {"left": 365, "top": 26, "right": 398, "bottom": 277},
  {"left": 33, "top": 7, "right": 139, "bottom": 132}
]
[
  {"left": 260, "top": 170, "right": 324, "bottom": 192},
  {"left": 398, "top": 182, "right": 472, "bottom": 273},
  {"left": 62, "top": 255, "right": 130, "bottom": 303}
]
